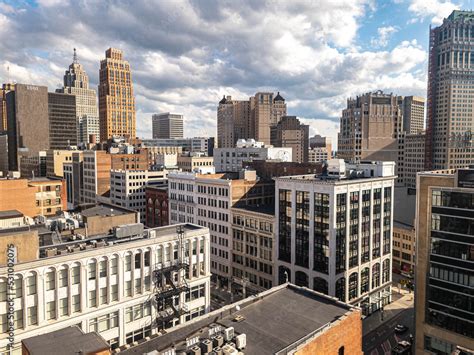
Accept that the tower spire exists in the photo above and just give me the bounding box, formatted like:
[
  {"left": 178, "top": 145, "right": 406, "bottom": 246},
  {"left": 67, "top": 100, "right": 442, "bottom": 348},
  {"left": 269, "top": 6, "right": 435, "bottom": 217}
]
[{"left": 73, "top": 48, "right": 78, "bottom": 64}]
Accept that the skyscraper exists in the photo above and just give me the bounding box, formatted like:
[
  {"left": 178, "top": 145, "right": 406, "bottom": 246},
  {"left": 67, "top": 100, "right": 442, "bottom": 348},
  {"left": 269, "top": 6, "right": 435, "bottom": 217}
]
[
  {"left": 98, "top": 48, "right": 136, "bottom": 140},
  {"left": 414, "top": 167, "right": 473, "bottom": 353},
  {"left": 47, "top": 92, "right": 77, "bottom": 149},
  {"left": 58, "top": 49, "right": 100, "bottom": 144},
  {"left": 217, "top": 91, "right": 286, "bottom": 148},
  {"left": 272, "top": 116, "right": 309, "bottom": 163},
  {"left": 426, "top": 10, "right": 474, "bottom": 170},
  {"left": 152, "top": 112, "right": 184, "bottom": 139},
  {"left": 401, "top": 96, "right": 425, "bottom": 134}
]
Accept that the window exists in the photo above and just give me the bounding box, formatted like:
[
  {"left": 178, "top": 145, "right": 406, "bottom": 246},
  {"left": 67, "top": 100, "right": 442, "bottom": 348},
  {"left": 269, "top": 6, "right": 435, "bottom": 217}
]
[
  {"left": 90, "top": 312, "right": 119, "bottom": 333},
  {"left": 46, "top": 301, "right": 56, "bottom": 320},
  {"left": 26, "top": 275, "right": 37, "bottom": 295},
  {"left": 125, "top": 281, "right": 132, "bottom": 297},
  {"left": 72, "top": 294, "right": 81, "bottom": 313},
  {"left": 135, "top": 278, "right": 142, "bottom": 293},
  {"left": 100, "top": 287, "right": 108, "bottom": 305},
  {"left": 14, "top": 310, "right": 23, "bottom": 329},
  {"left": 111, "top": 284, "right": 118, "bottom": 301},
  {"left": 59, "top": 297, "right": 68, "bottom": 316},
  {"left": 89, "top": 290, "right": 97, "bottom": 307},
  {"left": 125, "top": 302, "right": 151, "bottom": 323},
  {"left": 71, "top": 265, "right": 80, "bottom": 284},
  {"left": 348, "top": 273, "right": 358, "bottom": 300},
  {"left": 110, "top": 257, "right": 118, "bottom": 275},
  {"left": 46, "top": 271, "right": 56, "bottom": 290},
  {"left": 59, "top": 269, "right": 68, "bottom": 287},
  {"left": 372, "top": 263, "right": 380, "bottom": 288},
  {"left": 27, "top": 306, "right": 37, "bottom": 326},
  {"left": 88, "top": 262, "right": 96, "bottom": 280},
  {"left": 144, "top": 251, "right": 150, "bottom": 267},
  {"left": 125, "top": 254, "right": 132, "bottom": 271},
  {"left": 338, "top": 346, "right": 345, "bottom": 355}
]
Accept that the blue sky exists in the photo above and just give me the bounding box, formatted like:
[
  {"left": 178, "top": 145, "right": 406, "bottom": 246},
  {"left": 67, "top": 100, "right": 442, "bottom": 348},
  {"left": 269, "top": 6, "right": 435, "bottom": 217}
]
[{"left": 0, "top": 0, "right": 471, "bottom": 144}]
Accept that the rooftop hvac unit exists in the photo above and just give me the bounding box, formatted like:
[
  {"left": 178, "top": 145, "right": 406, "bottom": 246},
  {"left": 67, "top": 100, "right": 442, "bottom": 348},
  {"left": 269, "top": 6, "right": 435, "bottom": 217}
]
[
  {"left": 188, "top": 346, "right": 201, "bottom": 355},
  {"left": 212, "top": 335, "right": 224, "bottom": 348},
  {"left": 45, "top": 248, "right": 57, "bottom": 257},
  {"left": 200, "top": 339, "right": 213, "bottom": 354},
  {"left": 235, "top": 334, "right": 246, "bottom": 350},
  {"left": 223, "top": 327, "right": 234, "bottom": 342},
  {"left": 210, "top": 348, "right": 222, "bottom": 355},
  {"left": 221, "top": 344, "right": 237, "bottom": 355},
  {"left": 149, "top": 230, "right": 156, "bottom": 238}
]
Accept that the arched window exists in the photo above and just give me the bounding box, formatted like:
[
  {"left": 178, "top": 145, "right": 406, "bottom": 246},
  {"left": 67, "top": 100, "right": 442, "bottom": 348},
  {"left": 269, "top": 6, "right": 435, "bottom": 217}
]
[
  {"left": 278, "top": 266, "right": 291, "bottom": 284},
  {"left": 335, "top": 277, "right": 345, "bottom": 302},
  {"left": 382, "top": 259, "right": 390, "bottom": 283},
  {"left": 348, "top": 272, "right": 358, "bottom": 300},
  {"left": 313, "top": 277, "right": 328, "bottom": 294},
  {"left": 295, "top": 271, "right": 309, "bottom": 287},
  {"left": 372, "top": 263, "right": 380, "bottom": 288},
  {"left": 338, "top": 346, "right": 345, "bottom": 355},
  {"left": 360, "top": 267, "right": 370, "bottom": 294}
]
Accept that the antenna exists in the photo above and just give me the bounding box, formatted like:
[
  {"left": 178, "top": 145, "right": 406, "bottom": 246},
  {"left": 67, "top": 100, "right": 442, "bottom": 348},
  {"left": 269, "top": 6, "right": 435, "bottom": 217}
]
[
  {"left": 6, "top": 66, "right": 10, "bottom": 84},
  {"left": 73, "top": 48, "right": 78, "bottom": 64}
]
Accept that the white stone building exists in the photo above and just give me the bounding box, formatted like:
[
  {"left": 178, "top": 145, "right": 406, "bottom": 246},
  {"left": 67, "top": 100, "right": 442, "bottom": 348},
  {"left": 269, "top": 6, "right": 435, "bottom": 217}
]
[
  {"left": 213, "top": 139, "right": 292, "bottom": 172},
  {"left": 275, "top": 160, "right": 395, "bottom": 316},
  {"left": 0, "top": 223, "right": 211, "bottom": 354},
  {"left": 110, "top": 170, "right": 167, "bottom": 223},
  {"left": 308, "top": 147, "right": 330, "bottom": 163}
]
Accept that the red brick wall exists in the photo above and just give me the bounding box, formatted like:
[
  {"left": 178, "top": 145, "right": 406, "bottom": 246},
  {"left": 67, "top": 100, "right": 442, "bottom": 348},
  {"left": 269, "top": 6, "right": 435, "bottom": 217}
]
[{"left": 296, "top": 310, "right": 362, "bottom": 355}]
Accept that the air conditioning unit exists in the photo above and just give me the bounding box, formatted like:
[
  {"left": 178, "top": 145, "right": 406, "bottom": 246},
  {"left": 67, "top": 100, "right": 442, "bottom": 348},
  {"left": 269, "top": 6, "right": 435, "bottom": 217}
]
[
  {"left": 223, "top": 327, "right": 234, "bottom": 342},
  {"left": 210, "top": 348, "right": 222, "bottom": 355},
  {"left": 213, "top": 335, "right": 224, "bottom": 347},
  {"left": 189, "top": 345, "right": 201, "bottom": 355},
  {"left": 200, "top": 339, "right": 213, "bottom": 354},
  {"left": 45, "top": 248, "right": 57, "bottom": 257},
  {"left": 221, "top": 344, "right": 237, "bottom": 355},
  {"left": 235, "top": 334, "right": 246, "bottom": 350}
]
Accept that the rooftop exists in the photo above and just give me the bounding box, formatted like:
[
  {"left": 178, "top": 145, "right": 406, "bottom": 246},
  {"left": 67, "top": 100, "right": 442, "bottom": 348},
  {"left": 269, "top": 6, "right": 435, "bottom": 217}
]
[
  {"left": 232, "top": 203, "right": 275, "bottom": 216},
  {"left": 80, "top": 203, "right": 134, "bottom": 218},
  {"left": 0, "top": 210, "right": 23, "bottom": 220},
  {"left": 122, "top": 283, "right": 358, "bottom": 355},
  {"left": 22, "top": 326, "right": 109, "bottom": 355}
]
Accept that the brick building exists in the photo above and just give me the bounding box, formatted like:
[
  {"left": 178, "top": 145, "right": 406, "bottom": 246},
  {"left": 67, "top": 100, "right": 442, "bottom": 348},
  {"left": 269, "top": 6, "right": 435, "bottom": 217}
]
[{"left": 145, "top": 186, "right": 169, "bottom": 228}]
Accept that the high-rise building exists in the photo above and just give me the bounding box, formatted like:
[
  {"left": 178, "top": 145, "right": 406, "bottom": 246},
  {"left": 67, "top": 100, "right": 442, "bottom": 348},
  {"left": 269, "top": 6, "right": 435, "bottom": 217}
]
[
  {"left": 414, "top": 167, "right": 474, "bottom": 353},
  {"left": 98, "top": 48, "right": 136, "bottom": 140},
  {"left": 401, "top": 96, "right": 425, "bottom": 134},
  {"left": 272, "top": 116, "right": 309, "bottom": 163},
  {"left": 152, "top": 113, "right": 184, "bottom": 139},
  {"left": 404, "top": 131, "right": 426, "bottom": 189},
  {"left": 47, "top": 92, "right": 78, "bottom": 149},
  {"left": 58, "top": 49, "right": 100, "bottom": 144},
  {"left": 426, "top": 11, "right": 474, "bottom": 170},
  {"left": 63, "top": 151, "right": 84, "bottom": 209},
  {"left": 0, "top": 83, "right": 14, "bottom": 133},
  {"left": 275, "top": 160, "right": 395, "bottom": 315},
  {"left": 217, "top": 92, "right": 287, "bottom": 148}
]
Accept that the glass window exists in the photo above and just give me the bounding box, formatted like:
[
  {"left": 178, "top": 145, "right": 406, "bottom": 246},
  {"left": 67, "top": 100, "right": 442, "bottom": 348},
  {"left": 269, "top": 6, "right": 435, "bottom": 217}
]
[
  {"left": 71, "top": 266, "right": 80, "bottom": 284},
  {"left": 111, "top": 257, "right": 118, "bottom": 275},
  {"left": 27, "top": 306, "right": 37, "bottom": 326},
  {"left": 59, "top": 297, "right": 68, "bottom": 317},
  {"left": 46, "top": 301, "right": 56, "bottom": 320},
  {"left": 72, "top": 294, "right": 81, "bottom": 313},
  {"left": 88, "top": 262, "right": 96, "bottom": 280},
  {"left": 46, "top": 271, "right": 56, "bottom": 290},
  {"left": 59, "top": 269, "right": 68, "bottom": 287},
  {"left": 27, "top": 275, "right": 37, "bottom": 295},
  {"left": 89, "top": 290, "right": 97, "bottom": 307}
]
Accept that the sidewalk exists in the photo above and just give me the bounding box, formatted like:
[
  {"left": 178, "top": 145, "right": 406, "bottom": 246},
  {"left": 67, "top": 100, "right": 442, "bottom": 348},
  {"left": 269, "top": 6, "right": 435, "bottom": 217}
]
[{"left": 363, "top": 290, "right": 414, "bottom": 335}]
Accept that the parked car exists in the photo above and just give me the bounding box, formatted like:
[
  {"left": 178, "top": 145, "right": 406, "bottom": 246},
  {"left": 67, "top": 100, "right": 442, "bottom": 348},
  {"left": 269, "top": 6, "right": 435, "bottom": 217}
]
[
  {"left": 395, "top": 324, "right": 409, "bottom": 333},
  {"left": 392, "top": 340, "right": 412, "bottom": 354}
]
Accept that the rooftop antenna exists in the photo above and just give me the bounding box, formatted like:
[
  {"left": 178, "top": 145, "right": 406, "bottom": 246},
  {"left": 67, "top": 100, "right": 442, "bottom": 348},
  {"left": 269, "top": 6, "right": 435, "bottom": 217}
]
[{"left": 73, "top": 48, "right": 78, "bottom": 64}]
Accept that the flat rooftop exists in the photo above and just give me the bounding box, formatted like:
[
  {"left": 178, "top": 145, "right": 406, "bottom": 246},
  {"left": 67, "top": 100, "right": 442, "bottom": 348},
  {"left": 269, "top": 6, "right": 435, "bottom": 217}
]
[
  {"left": 122, "top": 284, "right": 357, "bottom": 355},
  {"left": 80, "top": 204, "right": 133, "bottom": 217},
  {"left": 232, "top": 203, "right": 275, "bottom": 216},
  {"left": 22, "top": 326, "right": 109, "bottom": 355},
  {"left": 0, "top": 210, "right": 23, "bottom": 219}
]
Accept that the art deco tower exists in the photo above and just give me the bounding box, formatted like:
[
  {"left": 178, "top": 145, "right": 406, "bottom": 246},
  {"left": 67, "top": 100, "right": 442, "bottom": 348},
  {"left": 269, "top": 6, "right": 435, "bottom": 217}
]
[
  {"left": 59, "top": 49, "right": 100, "bottom": 144},
  {"left": 98, "top": 48, "right": 136, "bottom": 140}
]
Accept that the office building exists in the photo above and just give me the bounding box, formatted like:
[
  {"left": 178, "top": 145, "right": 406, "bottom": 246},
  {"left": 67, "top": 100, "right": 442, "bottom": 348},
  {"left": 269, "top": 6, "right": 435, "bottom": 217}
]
[
  {"left": 414, "top": 167, "right": 474, "bottom": 353},
  {"left": 244, "top": 160, "right": 323, "bottom": 181},
  {"left": 308, "top": 147, "right": 330, "bottom": 163},
  {"left": 168, "top": 170, "right": 274, "bottom": 282},
  {"left": 0, "top": 83, "right": 15, "bottom": 132},
  {"left": 19, "top": 151, "right": 47, "bottom": 179},
  {"left": 275, "top": 160, "right": 395, "bottom": 315},
  {"left": 145, "top": 186, "right": 169, "bottom": 228},
  {"left": 46, "top": 149, "right": 79, "bottom": 178},
  {"left": 0, "top": 217, "right": 211, "bottom": 353},
  {"left": 47, "top": 92, "right": 78, "bottom": 149},
  {"left": 404, "top": 131, "right": 426, "bottom": 189},
  {"left": 425, "top": 10, "right": 474, "bottom": 170},
  {"left": 0, "top": 177, "right": 67, "bottom": 217},
  {"left": 58, "top": 49, "right": 100, "bottom": 144},
  {"left": 5, "top": 84, "right": 49, "bottom": 171},
  {"left": 0, "top": 133, "right": 8, "bottom": 176},
  {"left": 272, "top": 116, "right": 309, "bottom": 163},
  {"left": 152, "top": 113, "right": 184, "bottom": 139},
  {"left": 121, "top": 283, "right": 362, "bottom": 355},
  {"left": 310, "top": 135, "right": 333, "bottom": 152},
  {"left": 231, "top": 205, "right": 275, "bottom": 293},
  {"left": 213, "top": 139, "right": 292, "bottom": 172},
  {"left": 98, "top": 48, "right": 136, "bottom": 140},
  {"left": 141, "top": 137, "right": 215, "bottom": 156},
  {"left": 177, "top": 153, "right": 214, "bottom": 173},
  {"left": 110, "top": 169, "right": 167, "bottom": 223},
  {"left": 401, "top": 96, "right": 425, "bottom": 134},
  {"left": 217, "top": 92, "right": 287, "bottom": 148},
  {"left": 392, "top": 222, "right": 416, "bottom": 275},
  {"left": 63, "top": 151, "right": 84, "bottom": 209}
]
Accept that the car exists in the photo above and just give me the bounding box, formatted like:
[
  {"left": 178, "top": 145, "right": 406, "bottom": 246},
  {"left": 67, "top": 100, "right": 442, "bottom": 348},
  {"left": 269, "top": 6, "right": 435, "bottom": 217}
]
[
  {"left": 395, "top": 324, "right": 409, "bottom": 333},
  {"left": 392, "top": 341, "right": 412, "bottom": 354}
]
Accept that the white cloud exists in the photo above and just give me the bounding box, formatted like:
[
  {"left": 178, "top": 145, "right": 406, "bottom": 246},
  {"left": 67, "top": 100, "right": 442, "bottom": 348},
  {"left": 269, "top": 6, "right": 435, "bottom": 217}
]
[
  {"left": 371, "top": 26, "right": 399, "bottom": 47},
  {"left": 408, "top": 0, "right": 460, "bottom": 25}
]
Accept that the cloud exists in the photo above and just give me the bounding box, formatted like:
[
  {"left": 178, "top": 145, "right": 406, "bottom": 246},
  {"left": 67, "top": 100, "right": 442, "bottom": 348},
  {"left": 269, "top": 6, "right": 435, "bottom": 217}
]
[
  {"left": 371, "top": 26, "right": 399, "bottom": 47},
  {"left": 408, "top": 0, "right": 460, "bottom": 25},
  {"left": 0, "top": 0, "right": 428, "bottom": 148}
]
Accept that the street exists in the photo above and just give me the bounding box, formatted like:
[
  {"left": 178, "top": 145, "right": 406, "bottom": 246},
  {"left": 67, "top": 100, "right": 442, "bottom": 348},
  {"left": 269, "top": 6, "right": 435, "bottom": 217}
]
[{"left": 363, "top": 304, "right": 414, "bottom": 354}]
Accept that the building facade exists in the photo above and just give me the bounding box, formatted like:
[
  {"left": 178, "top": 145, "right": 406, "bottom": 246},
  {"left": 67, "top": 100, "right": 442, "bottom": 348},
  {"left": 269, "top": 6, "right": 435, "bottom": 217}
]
[
  {"left": 308, "top": 147, "right": 330, "bottom": 163},
  {"left": 141, "top": 137, "right": 215, "bottom": 156},
  {"left": 401, "top": 96, "right": 425, "bottom": 134},
  {"left": 272, "top": 116, "right": 309, "bottom": 163},
  {"left": 0, "top": 223, "right": 211, "bottom": 354},
  {"left": 176, "top": 154, "right": 214, "bottom": 173},
  {"left": 110, "top": 170, "right": 167, "bottom": 223},
  {"left": 98, "top": 48, "right": 136, "bottom": 140},
  {"left": 404, "top": 131, "right": 426, "bottom": 189},
  {"left": 152, "top": 113, "right": 184, "bottom": 139},
  {"left": 392, "top": 222, "right": 416, "bottom": 275},
  {"left": 275, "top": 160, "right": 395, "bottom": 315},
  {"left": 47, "top": 92, "right": 78, "bottom": 149},
  {"left": 414, "top": 168, "right": 474, "bottom": 353},
  {"left": 63, "top": 152, "right": 84, "bottom": 209},
  {"left": 145, "top": 186, "right": 169, "bottom": 228},
  {"left": 58, "top": 49, "right": 100, "bottom": 144},
  {"left": 425, "top": 11, "right": 474, "bottom": 170},
  {"left": 213, "top": 139, "right": 292, "bottom": 173}
]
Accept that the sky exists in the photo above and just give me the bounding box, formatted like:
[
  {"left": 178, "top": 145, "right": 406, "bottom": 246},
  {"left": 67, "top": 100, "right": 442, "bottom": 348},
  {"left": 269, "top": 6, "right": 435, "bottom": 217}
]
[{"left": 0, "top": 0, "right": 472, "bottom": 146}]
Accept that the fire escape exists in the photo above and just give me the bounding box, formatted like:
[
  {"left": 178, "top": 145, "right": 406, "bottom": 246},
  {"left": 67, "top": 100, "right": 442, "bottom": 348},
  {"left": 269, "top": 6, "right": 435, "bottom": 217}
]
[{"left": 153, "top": 225, "right": 190, "bottom": 330}]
